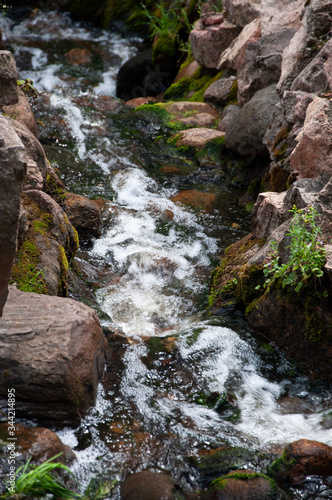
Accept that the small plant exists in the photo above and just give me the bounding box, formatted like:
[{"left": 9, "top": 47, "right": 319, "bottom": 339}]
[
  {"left": 17, "top": 78, "right": 39, "bottom": 99},
  {"left": 7, "top": 454, "right": 81, "bottom": 498},
  {"left": 140, "top": 2, "right": 180, "bottom": 39},
  {"left": 263, "top": 205, "right": 326, "bottom": 292}
]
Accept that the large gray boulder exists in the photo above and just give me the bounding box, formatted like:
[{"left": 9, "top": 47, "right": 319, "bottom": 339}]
[
  {"left": 0, "top": 286, "right": 108, "bottom": 425},
  {"left": 264, "top": 90, "right": 314, "bottom": 171},
  {"left": 290, "top": 38, "right": 332, "bottom": 94},
  {"left": 0, "top": 51, "right": 18, "bottom": 106},
  {"left": 225, "top": 85, "right": 280, "bottom": 160},
  {"left": 237, "top": 28, "right": 296, "bottom": 105},
  {"left": 0, "top": 117, "right": 26, "bottom": 316}
]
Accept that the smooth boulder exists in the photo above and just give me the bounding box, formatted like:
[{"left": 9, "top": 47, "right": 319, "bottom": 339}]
[{"left": 0, "top": 286, "right": 108, "bottom": 425}]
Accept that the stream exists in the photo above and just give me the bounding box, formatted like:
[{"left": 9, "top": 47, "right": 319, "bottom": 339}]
[{"left": 1, "top": 7, "right": 332, "bottom": 499}]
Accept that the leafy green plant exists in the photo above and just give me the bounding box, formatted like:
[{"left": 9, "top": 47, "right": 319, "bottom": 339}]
[
  {"left": 17, "top": 78, "right": 39, "bottom": 98},
  {"left": 263, "top": 205, "right": 326, "bottom": 292},
  {"left": 140, "top": 2, "right": 180, "bottom": 39},
  {"left": 7, "top": 454, "right": 81, "bottom": 498}
]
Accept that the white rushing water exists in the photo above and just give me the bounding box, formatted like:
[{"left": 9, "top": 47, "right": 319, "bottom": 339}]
[{"left": 2, "top": 8, "right": 331, "bottom": 496}]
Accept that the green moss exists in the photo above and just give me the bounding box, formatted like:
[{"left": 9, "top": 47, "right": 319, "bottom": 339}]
[
  {"left": 267, "top": 450, "right": 296, "bottom": 478},
  {"left": 225, "top": 80, "right": 238, "bottom": 106},
  {"left": 164, "top": 68, "right": 223, "bottom": 102},
  {"left": 58, "top": 245, "right": 69, "bottom": 297},
  {"left": 45, "top": 171, "right": 67, "bottom": 206},
  {"left": 193, "top": 446, "right": 256, "bottom": 476},
  {"left": 210, "top": 472, "right": 278, "bottom": 495},
  {"left": 10, "top": 240, "right": 48, "bottom": 294},
  {"left": 208, "top": 236, "right": 266, "bottom": 310}
]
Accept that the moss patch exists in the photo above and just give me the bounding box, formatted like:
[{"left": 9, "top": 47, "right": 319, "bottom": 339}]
[{"left": 164, "top": 67, "right": 223, "bottom": 102}]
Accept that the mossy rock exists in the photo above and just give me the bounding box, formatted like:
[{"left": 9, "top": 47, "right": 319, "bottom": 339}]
[
  {"left": 208, "top": 471, "right": 284, "bottom": 500},
  {"left": 208, "top": 234, "right": 266, "bottom": 310},
  {"left": 191, "top": 446, "right": 257, "bottom": 480}
]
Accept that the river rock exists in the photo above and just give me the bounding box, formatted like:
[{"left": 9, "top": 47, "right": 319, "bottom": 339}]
[
  {"left": 290, "top": 97, "right": 332, "bottom": 178},
  {"left": 237, "top": 28, "right": 296, "bottom": 105},
  {"left": 0, "top": 286, "right": 108, "bottom": 425},
  {"left": 290, "top": 38, "right": 332, "bottom": 94},
  {"left": 175, "top": 128, "right": 225, "bottom": 148},
  {"left": 225, "top": 85, "right": 280, "bottom": 159},
  {"left": 190, "top": 18, "right": 241, "bottom": 69},
  {"left": 203, "top": 470, "right": 282, "bottom": 500},
  {"left": 0, "top": 50, "right": 18, "bottom": 106},
  {"left": 65, "top": 48, "right": 92, "bottom": 65},
  {"left": 64, "top": 192, "right": 102, "bottom": 240},
  {"left": 269, "top": 439, "right": 332, "bottom": 486},
  {"left": 121, "top": 470, "right": 176, "bottom": 500},
  {"left": 0, "top": 116, "right": 26, "bottom": 316},
  {"left": 218, "top": 18, "right": 261, "bottom": 70},
  {"left": 171, "top": 190, "right": 216, "bottom": 212},
  {"left": 25, "top": 189, "right": 78, "bottom": 257},
  {"left": 0, "top": 422, "right": 76, "bottom": 465},
  {"left": 2, "top": 87, "right": 39, "bottom": 138}
]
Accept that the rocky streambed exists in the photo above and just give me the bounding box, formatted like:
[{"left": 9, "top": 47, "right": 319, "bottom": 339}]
[{"left": 0, "top": 2, "right": 332, "bottom": 500}]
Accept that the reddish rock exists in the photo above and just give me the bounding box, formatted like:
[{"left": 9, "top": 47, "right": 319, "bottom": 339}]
[
  {"left": 175, "top": 128, "right": 225, "bottom": 149},
  {"left": 190, "top": 19, "right": 241, "bottom": 69},
  {"left": 64, "top": 192, "right": 103, "bottom": 240},
  {"left": 125, "top": 97, "right": 157, "bottom": 107},
  {"left": 121, "top": 470, "right": 175, "bottom": 500},
  {"left": 0, "top": 116, "right": 26, "bottom": 316},
  {"left": 252, "top": 191, "right": 287, "bottom": 238},
  {"left": 0, "top": 422, "right": 76, "bottom": 465},
  {"left": 270, "top": 439, "right": 332, "bottom": 486},
  {"left": 24, "top": 189, "right": 78, "bottom": 257},
  {"left": 203, "top": 470, "right": 280, "bottom": 500},
  {"left": 65, "top": 48, "right": 92, "bottom": 65},
  {"left": 201, "top": 13, "right": 225, "bottom": 27},
  {"left": 9, "top": 117, "right": 48, "bottom": 187},
  {"left": 173, "top": 60, "right": 200, "bottom": 83},
  {"left": 171, "top": 190, "right": 216, "bottom": 212},
  {"left": 2, "top": 88, "right": 39, "bottom": 138},
  {"left": 218, "top": 18, "right": 261, "bottom": 70},
  {"left": 0, "top": 50, "right": 18, "bottom": 106},
  {"left": 0, "top": 286, "right": 108, "bottom": 425},
  {"left": 290, "top": 97, "right": 332, "bottom": 178},
  {"left": 166, "top": 101, "right": 217, "bottom": 115},
  {"left": 175, "top": 113, "right": 217, "bottom": 128}
]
